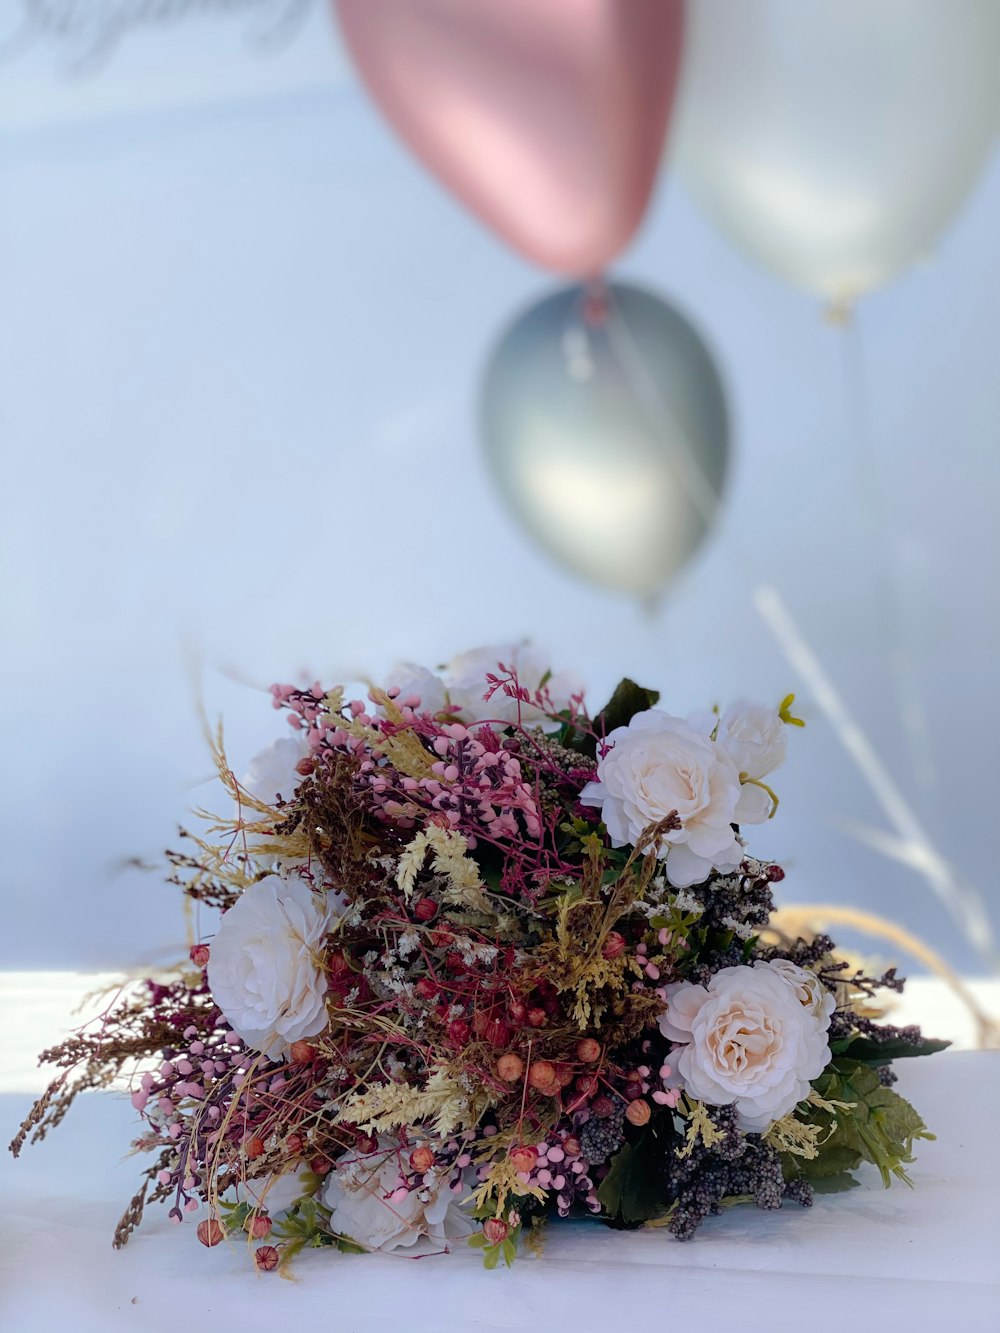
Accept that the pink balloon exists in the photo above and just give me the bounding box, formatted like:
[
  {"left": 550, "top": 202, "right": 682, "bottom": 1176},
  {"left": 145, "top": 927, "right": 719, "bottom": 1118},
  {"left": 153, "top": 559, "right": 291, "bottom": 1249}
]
[{"left": 334, "top": 0, "right": 684, "bottom": 275}]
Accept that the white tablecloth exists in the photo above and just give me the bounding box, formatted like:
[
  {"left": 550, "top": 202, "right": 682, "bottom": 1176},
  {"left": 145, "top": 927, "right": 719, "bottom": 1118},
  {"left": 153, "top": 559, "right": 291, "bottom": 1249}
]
[{"left": 2, "top": 1051, "right": 997, "bottom": 1333}]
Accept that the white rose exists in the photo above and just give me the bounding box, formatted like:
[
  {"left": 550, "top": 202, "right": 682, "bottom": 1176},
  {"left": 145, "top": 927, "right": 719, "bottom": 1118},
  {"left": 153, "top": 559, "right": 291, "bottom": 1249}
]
[
  {"left": 658, "top": 961, "right": 832, "bottom": 1132},
  {"left": 323, "top": 1143, "right": 474, "bottom": 1254},
  {"left": 767, "top": 957, "right": 836, "bottom": 1024},
  {"left": 580, "top": 710, "right": 743, "bottom": 887},
  {"left": 717, "top": 702, "right": 787, "bottom": 825},
  {"left": 238, "top": 737, "right": 310, "bottom": 866},
  {"left": 208, "top": 876, "right": 335, "bottom": 1060},
  {"left": 240, "top": 736, "right": 309, "bottom": 809},
  {"left": 687, "top": 702, "right": 787, "bottom": 826}
]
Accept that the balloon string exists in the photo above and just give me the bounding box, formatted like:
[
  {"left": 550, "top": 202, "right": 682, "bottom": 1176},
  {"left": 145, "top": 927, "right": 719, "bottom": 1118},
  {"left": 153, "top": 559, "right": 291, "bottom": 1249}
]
[
  {"left": 591, "top": 292, "right": 998, "bottom": 976},
  {"left": 838, "top": 314, "right": 938, "bottom": 801}
]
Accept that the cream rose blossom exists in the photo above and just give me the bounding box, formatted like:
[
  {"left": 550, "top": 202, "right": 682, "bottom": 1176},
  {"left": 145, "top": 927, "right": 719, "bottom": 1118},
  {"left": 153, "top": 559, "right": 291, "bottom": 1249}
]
[
  {"left": 716, "top": 701, "right": 788, "bottom": 824},
  {"left": 207, "top": 876, "right": 336, "bottom": 1060},
  {"left": 322, "top": 1143, "right": 474, "bottom": 1254},
  {"left": 580, "top": 710, "right": 743, "bottom": 887},
  {"left": 658, "top": 961, "right": 833, "bottom": 1132},
  {"left": 237, "top": 736, "right": 310, "bottom": 866}
]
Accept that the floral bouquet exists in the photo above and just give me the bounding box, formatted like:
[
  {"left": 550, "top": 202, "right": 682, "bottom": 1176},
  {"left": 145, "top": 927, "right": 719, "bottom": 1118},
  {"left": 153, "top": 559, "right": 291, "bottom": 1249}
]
[{"left": 11, "top": 646, "right": 946, "bottom": 1270}]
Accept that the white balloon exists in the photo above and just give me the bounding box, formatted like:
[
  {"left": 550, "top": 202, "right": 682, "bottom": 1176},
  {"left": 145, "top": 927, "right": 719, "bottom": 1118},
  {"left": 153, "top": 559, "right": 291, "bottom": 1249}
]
[
  {"left": 674, "top": 0, "right": 1000, "bottom": 302},
  {"left": 481, "top": 281, "right": 729, "bottom": 599}
]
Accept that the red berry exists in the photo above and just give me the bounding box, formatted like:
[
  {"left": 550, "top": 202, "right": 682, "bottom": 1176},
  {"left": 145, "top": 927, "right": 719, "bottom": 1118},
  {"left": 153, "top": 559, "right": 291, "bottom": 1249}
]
[
  {"left": 289, "top": 1040, "right": 316, "bottom": 1063},
  {"left": 247, "top": 1214, "right": 272, "bottom": 1239},
  {"left": 245, "top": 1135, "right": 266, "bottom": 1159},
  {"left": 625, "top": 1099, "right": 651, "bottom": 1126},
  {"left": 601, "top": 931, "right": 626, "bottom": 960},
  {"left": 485, "top": 1018, "right": 511, "bottom": 1047},
  {"left": 197, "top": 1218, "right": 224, "bottom": 1247},
  {"left": 483, "top": 1218, "right": 509, "bottom": 1245},
  {"left": 527, "top": 1060, "right": 557, "bottom": 1093},
  {"left": 410, "top": 1146, "right": 435, "bottom": 1172},
  {"left": 310, "top": 1154, "right": 333, "bottom": 1174},
  {"left": 447, "top": 1019, "right": 471, "bottom": 1045},
  {"left": 413, "top": 897, "right": 437, "bottom": 922},
  {"left": 254, "top": 1245, "right": 280, "bottom": 1271},
  {"left": 592, "top": 1095, "right": 615, "bottom": 1118},
  {"left": 497, "top": 1053, "right": 524, "bottom": 1082},
  {"left": 526, "top": 1007, "right": 547, "bottom": 1028},
  {"left": 510, "top": 1145, "right": 538, "bottom": 1173}
]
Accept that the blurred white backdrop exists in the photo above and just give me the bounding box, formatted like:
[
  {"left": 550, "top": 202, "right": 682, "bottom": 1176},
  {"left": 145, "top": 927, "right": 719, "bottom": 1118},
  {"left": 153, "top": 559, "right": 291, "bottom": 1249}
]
[{"left": 1, "top": 1, "right": 997, "bottom": 974}]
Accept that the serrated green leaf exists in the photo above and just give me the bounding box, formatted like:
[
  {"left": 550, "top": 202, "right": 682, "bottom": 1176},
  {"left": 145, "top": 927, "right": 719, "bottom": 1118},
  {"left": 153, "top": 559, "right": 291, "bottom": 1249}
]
[{"left": 809, "top": 1059, "right": 934, "bottom": 1187}]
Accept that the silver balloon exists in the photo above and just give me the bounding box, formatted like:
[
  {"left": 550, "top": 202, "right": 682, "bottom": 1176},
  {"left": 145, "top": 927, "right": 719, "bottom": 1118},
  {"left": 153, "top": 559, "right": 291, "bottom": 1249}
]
[
  {"left": 481, "top": 281, "right": 729, "bottom": 599},
  {"left": 674, "top": 0, "right": 1000, "bottom": 303}
]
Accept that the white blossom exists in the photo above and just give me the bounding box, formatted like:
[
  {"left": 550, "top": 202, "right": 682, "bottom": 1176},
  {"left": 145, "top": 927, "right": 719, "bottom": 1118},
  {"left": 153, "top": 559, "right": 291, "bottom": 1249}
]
[
  {"left": 659, "top": 961, "right": 832, "bottom": 1132},
  {"left": 207, "top": 876, "right": 336, "bottom": 1060},
  {"left": 580, "top": 710, "right": 743, "bottom": 887},
  {"left": 323, "top": 1144, "right": 474, "bottom": 1255}
]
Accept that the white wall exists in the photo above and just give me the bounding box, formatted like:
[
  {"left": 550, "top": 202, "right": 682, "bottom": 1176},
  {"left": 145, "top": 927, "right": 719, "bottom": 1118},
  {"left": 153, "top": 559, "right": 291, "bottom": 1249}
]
[{"left": 1, "top": 2, "right": 997, "bottom": 972}]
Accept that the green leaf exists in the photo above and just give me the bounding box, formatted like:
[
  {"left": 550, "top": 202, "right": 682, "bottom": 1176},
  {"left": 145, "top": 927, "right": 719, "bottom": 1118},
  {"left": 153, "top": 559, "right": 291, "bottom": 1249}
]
[
  {"left": 830, "top": 1033, "right": 951, "bottom": 1065},
  {"left": 570, "top": 679, "right": 660, "bottom": 757},
  {"left": 810, "top": 1172, "right": 862, "bottom": 1195},
  {"left": 597, "top": 1130, "right": 670, "bottom": 1224},
  {"left": 796, "top": 1144, "right": 863, "bottom": 1180},
  {"left": 808, "top": 1059, "right": 934, "bottom": 1187}
]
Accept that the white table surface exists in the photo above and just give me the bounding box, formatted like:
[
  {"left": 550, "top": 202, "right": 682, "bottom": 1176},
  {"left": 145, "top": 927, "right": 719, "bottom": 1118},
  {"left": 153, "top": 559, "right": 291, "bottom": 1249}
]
[{"left": 2, "top": 1050, "right": 997, "bottom": 1333}]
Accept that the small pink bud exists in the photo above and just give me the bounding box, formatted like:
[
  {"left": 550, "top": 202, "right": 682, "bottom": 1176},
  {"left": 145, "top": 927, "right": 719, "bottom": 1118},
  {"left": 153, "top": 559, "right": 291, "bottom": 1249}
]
[{"left": 189, "top": 943, "right": 210, "bottom": 968}]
